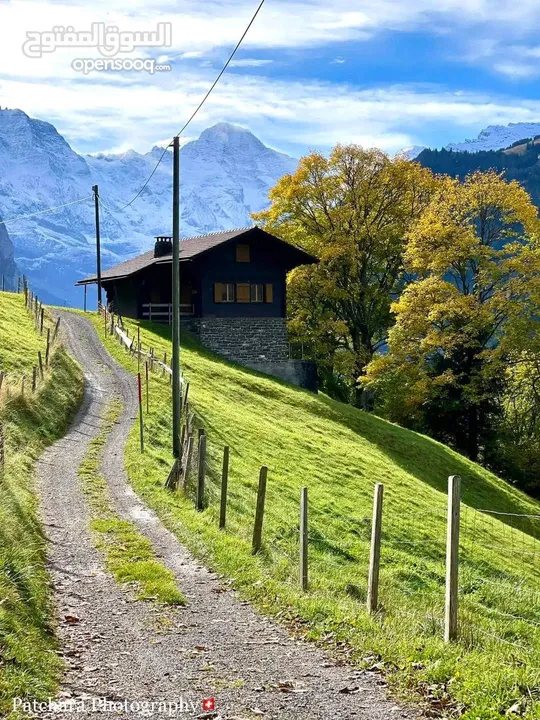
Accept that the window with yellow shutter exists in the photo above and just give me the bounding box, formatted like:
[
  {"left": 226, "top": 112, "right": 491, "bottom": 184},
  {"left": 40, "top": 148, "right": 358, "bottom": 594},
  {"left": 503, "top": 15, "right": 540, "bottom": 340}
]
[
  {"left": 236, "top": 244, "right": 250, "bottom": 262},
  {"left": 236, "top": 283, "right": 251, "bottom": 303},
  {"left": 265, "top": 284, "right": 274, "bottom": 303},
  {"left": 214, "top": 283, "right": 235, "bottom": 303}
]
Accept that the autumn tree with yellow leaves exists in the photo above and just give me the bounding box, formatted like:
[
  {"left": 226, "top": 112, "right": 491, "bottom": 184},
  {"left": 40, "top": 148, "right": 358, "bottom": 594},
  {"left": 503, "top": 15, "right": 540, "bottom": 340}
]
[
  {"left": 255, "top": 145, "right": 437, "bottom": 404},
  {"left": 365, "top": 170, "right": 540, "bottom": 465}
]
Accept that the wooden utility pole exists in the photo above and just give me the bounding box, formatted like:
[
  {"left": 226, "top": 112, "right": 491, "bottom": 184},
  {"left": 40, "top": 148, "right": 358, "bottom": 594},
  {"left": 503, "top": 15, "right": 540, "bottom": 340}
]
[
  {"left": 171, "top": 136, "right": 181, "bottom": 457},
  {"left": 92, "top": 185, "right": 102, "bottom": 308}
]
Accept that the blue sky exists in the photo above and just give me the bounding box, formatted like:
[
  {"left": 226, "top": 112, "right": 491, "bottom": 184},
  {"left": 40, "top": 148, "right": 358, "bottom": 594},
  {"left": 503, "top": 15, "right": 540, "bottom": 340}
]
[{"left": 1, "top": 0, "right": 540, "bottom": 157}]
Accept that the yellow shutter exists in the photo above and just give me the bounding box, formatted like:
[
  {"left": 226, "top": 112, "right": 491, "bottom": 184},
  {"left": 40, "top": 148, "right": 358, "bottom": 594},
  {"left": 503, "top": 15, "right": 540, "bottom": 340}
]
[
  {"left": 265, "top": 283, "right": 274, "bottom": 303},
  {"left": 237, "top": 283, "right": 250, "bottom": 303},
  {"left": 214, "top": 283, "right": 223, "bottom": 303},
  {"left": 236, "top": 244, "right": 250, "bottom": 262}
]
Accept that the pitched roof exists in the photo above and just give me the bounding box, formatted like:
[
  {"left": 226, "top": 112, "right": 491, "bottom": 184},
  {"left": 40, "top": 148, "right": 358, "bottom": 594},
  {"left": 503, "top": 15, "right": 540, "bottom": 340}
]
[{"left": 76, "top": 227, "right": 316, "bottom": 285}]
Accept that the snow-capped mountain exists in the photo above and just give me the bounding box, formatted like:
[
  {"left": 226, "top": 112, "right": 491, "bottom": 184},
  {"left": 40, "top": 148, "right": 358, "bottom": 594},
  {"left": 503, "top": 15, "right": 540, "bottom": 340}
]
[
  {"left": 404, "top": 121, "right": 540, "bottom": 159},
  {"left": 446, "top": 122, "right": 540, "bottom": 153},
  {"left": 0, "top": 215, "right": 17, "bottom": 290},
  {"left": 398, "top": 145, "right": 428, "bottom": 160},
  {"left": 0, "top": 110, "right": 297, "bottom": 307}
]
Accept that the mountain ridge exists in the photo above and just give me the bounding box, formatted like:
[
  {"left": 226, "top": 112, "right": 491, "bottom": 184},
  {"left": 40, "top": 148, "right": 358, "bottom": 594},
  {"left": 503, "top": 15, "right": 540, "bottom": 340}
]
[
  {"left": 0, "top": 109, "right": 297, "bottom": 306},
  {"left": 403, "top": 121, "right": 540, "bottom": 159}
]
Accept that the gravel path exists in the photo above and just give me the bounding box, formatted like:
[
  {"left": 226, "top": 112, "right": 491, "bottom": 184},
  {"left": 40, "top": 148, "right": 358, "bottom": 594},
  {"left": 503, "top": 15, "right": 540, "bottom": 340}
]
[{"left": 36, "top": 311, "right": 416, "bottom": 720}]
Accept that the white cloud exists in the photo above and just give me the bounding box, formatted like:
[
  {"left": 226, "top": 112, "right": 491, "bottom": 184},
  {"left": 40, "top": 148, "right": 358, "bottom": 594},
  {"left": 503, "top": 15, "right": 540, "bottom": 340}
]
[
  {"left": 2, "top": 67, "right": 540, "bottom": 157},
  {"left": 1, "top": 0, "right": 540, "bottom": 159},
  {"left": 229, "top": 59, "right": 273, "bottom": 67},
  {"left": 493, "top": 62, "right": 538, "bottom": 79}
]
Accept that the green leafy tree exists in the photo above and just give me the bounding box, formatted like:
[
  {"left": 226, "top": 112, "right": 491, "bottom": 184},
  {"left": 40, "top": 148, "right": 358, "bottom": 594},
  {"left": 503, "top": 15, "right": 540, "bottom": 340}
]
[
  {"left": 365, "top": 170, "right": 540, "bottom": 462},
  {"left": 255, "top": 145, "right": 437, "bottom": 404}
]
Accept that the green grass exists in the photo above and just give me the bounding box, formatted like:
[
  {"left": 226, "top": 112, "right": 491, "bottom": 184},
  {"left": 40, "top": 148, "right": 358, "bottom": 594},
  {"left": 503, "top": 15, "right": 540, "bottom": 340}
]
[
  {"left": 78, "top": 399, "right": 185, "bottom": 606},
  {"left": 0, "top": 293, "right": 84, "bottom": 717},
  {"left": 0, "top": 292, "right": 52, "bottom": 385},
  {"left": 91, "top": 313, "right": 540, "bottom": 719}
]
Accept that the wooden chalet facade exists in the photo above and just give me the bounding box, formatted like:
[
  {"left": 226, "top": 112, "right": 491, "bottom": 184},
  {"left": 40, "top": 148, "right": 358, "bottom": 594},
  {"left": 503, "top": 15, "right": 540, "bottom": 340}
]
[{"left": 78, "top": 227, "right": 318, "bottom": 390}]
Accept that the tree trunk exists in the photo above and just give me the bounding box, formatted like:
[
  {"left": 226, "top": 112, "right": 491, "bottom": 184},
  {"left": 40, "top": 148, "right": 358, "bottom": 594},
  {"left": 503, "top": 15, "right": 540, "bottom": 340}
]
[{"left": 467, "top": 403, "right": 479, "bottom": 462}]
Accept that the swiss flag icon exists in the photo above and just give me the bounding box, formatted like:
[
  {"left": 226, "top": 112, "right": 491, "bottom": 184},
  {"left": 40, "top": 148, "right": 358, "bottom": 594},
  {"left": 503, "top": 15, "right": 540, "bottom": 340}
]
[{"left": 202, "top": 697, "right": 215, "bottom": 712}]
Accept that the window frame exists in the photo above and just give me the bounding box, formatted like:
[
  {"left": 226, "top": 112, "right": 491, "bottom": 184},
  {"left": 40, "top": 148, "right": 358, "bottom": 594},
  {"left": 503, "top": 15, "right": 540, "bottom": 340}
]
[
  {"left": 214, "top": 282, "right": 235, "bottom": 303},
  {"left": 250, "top": 283, "right": 264, "bottom": 303}
]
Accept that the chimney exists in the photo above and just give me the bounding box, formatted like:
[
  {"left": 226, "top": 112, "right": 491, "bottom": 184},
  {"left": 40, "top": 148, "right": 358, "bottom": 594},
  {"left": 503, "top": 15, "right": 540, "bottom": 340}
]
[{"left": 154, "top": 235, "right": 173, "bottom": 258}]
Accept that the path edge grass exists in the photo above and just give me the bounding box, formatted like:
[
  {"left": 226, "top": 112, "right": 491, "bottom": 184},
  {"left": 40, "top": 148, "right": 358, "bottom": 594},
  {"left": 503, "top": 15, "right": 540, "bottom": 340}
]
[
  {"left": 77, "top": 399, "right": 185, "bottom": 606},
  {"left": 0, "top": 343, "right": 85, "bottom": 718}
]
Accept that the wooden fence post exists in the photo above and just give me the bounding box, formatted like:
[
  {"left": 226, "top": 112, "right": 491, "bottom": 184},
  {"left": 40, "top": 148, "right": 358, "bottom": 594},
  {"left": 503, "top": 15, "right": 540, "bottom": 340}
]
[
  {"left": 21, "top": 376, "right": 25, "bottom": 396},
  {"left": 38, "top": 351, "right": 44, "bottom": 379},
  {"left": 179, "top": 424, "right": 186, "bottom": 458},
  {"left": 32, "top": 366, "right": 37, "bottom": 393},
  {"left": 196, "top": 434, "right": 207, "bottom": 511},
  {"left": 252, "top": 466, "right": 268, "bottom": 554},
  {"left": 219, "top": 446, "right": 230, "bottom": 529},
  {"left": 367, "top": 482, "right": 384, "bottom": 614},
  {"left": 183, "top": 435, "right": 194, "bottom": 491},
  {"left": 0, "top": 371, "right": 4, "bottom": 393},
  {"left": 52, "top": 317, "right": 61, "bottom": 343},
  {"left": 445, "top": 475, "right": 461, "bottom": 643},
  {"left": 137, "top": 372, "right": 144, "bottom": 453},
  {"left": 145, "top": 361, "right": 149, "bottom": 413},
  {"left": 2, "top": 275, "right": 4, "bottom": 291},
  {"left": 0, "top": 421, "right": 5, "bottom": 474},
  {"left": 299, "top": 486, "right": 309, "bottom": 590},
  {"left": 17, "top": 276, "right": 21, "bottom": 294},
  {"left": 40, "top": 307, "right": 44, "bottom": 334},
  {"left": 45, "top": 328, "right": 51, "bottom": 367}
]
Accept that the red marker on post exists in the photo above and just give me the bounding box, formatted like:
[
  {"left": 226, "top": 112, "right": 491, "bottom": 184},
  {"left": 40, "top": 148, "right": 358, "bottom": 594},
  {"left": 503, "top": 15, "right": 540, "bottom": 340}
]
[{"left": 138, "top": 372, "right": 144, "bottom": 453}]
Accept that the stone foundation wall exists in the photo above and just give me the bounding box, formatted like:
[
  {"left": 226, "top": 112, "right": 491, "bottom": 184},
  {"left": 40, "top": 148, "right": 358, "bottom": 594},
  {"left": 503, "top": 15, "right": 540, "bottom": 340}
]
[
  {"left": 184, "top": 317, "right": 288, "bottom": 363},
  {"left": 182, "top": 317, "right": 318, "bottom": 392},
  {"left": 244, "top": 359, "right": 318, "bottom": 393}
]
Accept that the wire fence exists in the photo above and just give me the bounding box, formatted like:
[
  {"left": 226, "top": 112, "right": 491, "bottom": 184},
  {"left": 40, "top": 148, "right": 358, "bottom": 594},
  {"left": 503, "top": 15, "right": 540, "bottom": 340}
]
[{"left": 107, "top": 313, "right": 540, "bottom": 663}]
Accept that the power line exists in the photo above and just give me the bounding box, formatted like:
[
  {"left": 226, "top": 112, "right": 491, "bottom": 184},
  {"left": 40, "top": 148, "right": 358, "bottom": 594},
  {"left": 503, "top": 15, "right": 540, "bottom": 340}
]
[
  {"left": 0, "top": 195, "right": 92, "bottom": 226},
  {"left": 116, "top": 0, "right": 266, "bottom": 211},
  {"left": 175, "top": 0, "right": 266, "bottom": 138}
]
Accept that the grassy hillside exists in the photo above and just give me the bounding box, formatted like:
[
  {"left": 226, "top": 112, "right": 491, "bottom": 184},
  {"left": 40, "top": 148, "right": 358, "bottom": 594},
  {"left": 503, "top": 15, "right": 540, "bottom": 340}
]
[
  {"left": 94, "top": 314, "right": 540, "bottom": 720},
  {"left": 0, "top": 293, "right": 48, "bottom": 384},
  {"left": 0, "top": 292, "right": 84, "bottom": 716}
]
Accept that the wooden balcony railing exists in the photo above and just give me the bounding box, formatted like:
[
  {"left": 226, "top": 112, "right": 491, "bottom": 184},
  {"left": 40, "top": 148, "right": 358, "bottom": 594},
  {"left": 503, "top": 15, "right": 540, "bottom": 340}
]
[{"left": 141, "top": 303, "right": 194, "bottom": 323}]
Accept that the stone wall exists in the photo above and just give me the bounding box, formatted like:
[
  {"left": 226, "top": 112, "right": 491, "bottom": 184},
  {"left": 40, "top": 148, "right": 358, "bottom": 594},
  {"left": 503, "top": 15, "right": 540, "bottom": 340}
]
[
  {"left": 184, "top": 317, "right": 288, "bottom": 363},
  {"left": 243, "top": 359, "right": 318, "bottom": 393},
  {"left": 182, "top": 316, "right": 318, "bottom": 392}
]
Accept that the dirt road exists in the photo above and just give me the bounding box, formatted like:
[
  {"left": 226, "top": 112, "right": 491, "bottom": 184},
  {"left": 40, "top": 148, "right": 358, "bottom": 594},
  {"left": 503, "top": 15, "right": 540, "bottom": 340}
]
[{"left": 36, "top": 311, "right": 414, "bottom": 720}]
